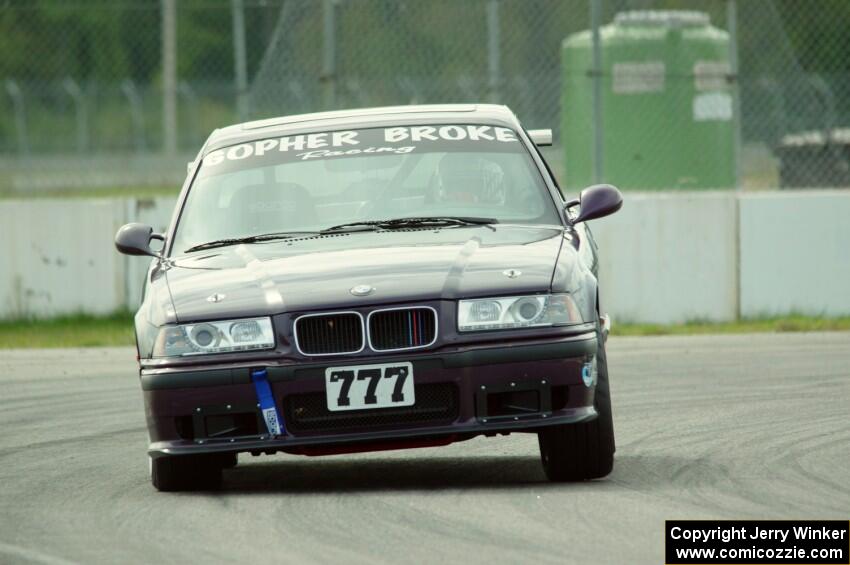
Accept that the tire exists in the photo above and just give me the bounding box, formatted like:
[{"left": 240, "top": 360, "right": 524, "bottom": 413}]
[
  {"left": 150, "top": 454, "right": 223, "bottom": 492},
  {"left": 219, "top": 452, "right": 238, "bottom": 469},
  {"left": 538, "top": 326, "right": 615, "bottom": 481}
]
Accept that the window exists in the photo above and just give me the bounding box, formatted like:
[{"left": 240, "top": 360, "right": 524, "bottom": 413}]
[{"left": 172, "top": 124, "right": 560, "bottom": 254}]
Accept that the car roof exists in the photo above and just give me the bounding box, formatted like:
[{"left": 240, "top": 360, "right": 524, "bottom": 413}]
[{"left": 204, "top": 104, "right": 522, "bottom": 154}]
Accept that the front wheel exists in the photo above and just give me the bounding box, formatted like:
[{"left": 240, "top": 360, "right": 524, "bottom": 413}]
[
  {"left": 538, "top": 328, "right": 615, "bottom": 481},
  {"left": 150, "top": 454, "right": 223, "bottom": 492}
]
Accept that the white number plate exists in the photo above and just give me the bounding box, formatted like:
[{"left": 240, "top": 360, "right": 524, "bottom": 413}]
[{"left": 325, "top": 362, "right": 414, "bottom": 412}]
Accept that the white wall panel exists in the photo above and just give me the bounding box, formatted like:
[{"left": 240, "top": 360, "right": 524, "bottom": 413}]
[
  {"left": 2, "top": 191, "right": 848, "bottom": 323},
  {"left": 739, "top": 190, "right": 850, "bottom": 317},
  {"left": 592, "top": 191, "right": 738, "bottom": 324},
  {"left": 0, "top": 199, "right": 127, "bottom": 317}
]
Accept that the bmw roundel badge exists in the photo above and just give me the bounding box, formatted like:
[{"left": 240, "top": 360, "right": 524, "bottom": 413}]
[{"left": 350, "top": 284, "right": 374, "bottom": 297}]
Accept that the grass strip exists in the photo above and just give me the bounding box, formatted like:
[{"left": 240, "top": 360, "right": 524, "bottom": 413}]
[
  {"left": 0, "top": 312, "right": 135, "bottom": 349},
  {"left": 611, "top": 315, "right": 850, "bottom": 336}
]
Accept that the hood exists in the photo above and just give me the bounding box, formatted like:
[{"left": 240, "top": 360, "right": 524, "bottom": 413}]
[{"left": 164, "top": 225, "right": 565, "bottom": 321}]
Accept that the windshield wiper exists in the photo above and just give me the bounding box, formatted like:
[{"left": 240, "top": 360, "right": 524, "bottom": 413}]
[
  {"left": 321, "top": 216, "right": 498, "bottom": 233},
  {"left": 184, "top": 231, "right": 318, "bottom": 253},
  {"left": 184, "top": 217, "right": 498, "bottom": 252}
]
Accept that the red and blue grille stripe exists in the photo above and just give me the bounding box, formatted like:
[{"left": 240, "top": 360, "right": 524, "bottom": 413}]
[{"left": 369, "top": 308, "right": 435, "bottom": 351}]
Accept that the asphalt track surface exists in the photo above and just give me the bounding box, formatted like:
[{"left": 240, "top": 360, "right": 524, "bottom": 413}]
[{"left": 1, "top": 332, "right": 848, "bottom": 565}]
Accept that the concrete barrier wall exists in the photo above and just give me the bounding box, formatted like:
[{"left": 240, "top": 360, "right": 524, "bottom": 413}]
[
  {"left": 0, "top": 199, "right": 128, "bottom": 317},
  {"left": 739, "top": 191, "right": 850, "bottom": 317},
  {"left": 1, "top": 190, "right": 848, "bottom": 322},
  {"left": 591, "top": 192, "right": 738, "bottom": 324}
]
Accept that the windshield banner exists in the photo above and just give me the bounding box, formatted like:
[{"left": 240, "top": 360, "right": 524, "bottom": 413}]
[{"left": 199, "top": 125, "right": 521, "bottom": 175}]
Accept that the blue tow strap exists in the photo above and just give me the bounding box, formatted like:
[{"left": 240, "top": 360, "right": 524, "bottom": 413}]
[{"left": 251, "top": 368, "right": 284, "bottom": 436}]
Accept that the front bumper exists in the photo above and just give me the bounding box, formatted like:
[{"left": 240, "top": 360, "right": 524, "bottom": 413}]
[{"left": 142, "top": 331, "right": 599, "bottom": 458}]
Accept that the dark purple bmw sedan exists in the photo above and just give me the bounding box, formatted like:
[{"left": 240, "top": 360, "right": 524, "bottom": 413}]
[{"left": 115, "top": 104, "right": 622, "bottom": 491}]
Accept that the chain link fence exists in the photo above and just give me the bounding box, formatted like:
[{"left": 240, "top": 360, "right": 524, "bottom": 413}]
[{"left": 2, "top": 0, "right": 849, "bottom": 192}]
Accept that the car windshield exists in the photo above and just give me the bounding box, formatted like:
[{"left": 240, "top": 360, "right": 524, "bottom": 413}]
[{"left": 171, "top": 124, "right": 560, "bottom": 254}]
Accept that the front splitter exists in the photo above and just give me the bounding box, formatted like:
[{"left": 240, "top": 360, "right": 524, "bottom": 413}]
[{"left": 148, "top": 407, "right": 597, "bottom": 459}]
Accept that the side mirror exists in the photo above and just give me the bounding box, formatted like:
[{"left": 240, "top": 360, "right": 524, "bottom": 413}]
[
  {"left": 528, "top": 129, "right": 553, "bottom": 146},
  {"left": 115, "top": 223, "right": 163, "bottom": 258},
  {"left": 567, "top": 184, "right": 623, "bottom": 224}
]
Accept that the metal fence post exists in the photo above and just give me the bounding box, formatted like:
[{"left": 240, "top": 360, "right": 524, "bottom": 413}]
[
  {"left": 487, "top": 0, "right": 501, "bottom": 104},
  {"left": 162, "top": 0, "right": 178, "bottom": 154},
  {"left": 322, "top": 0, "right": 337, "bottom": 110},
  {"left": 727, "top": 0, "right": 742, "bottom": 191},
  {"left": 62, "top": 78, "right": 89, "bottom": 154},
  {"left": 4, "top": 80, "right": 29, "bottom": 157},
  {"left": 232, "top": 0, "right": 249, "bottom": 121},
  {"left": 178, "top": 82, "right": 200, "bottom": 147},
  {"left": 590, "top": 0, "right": 603, "bottom": 184},
  {"left": 122, "top": 79, "right": 147, "bottom": 154}
]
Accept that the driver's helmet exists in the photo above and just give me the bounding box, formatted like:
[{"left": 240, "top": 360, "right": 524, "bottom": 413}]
[{"left": 435, "top": 154, "right": 506, "bottom": 205}]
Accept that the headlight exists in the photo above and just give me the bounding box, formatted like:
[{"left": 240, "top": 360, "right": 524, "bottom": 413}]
[
  {"left": 458, "top": 294, "right": 582, "bottom": 331},
  {"left": 153, "top": 317, "right": 275, "bottom": 357}
]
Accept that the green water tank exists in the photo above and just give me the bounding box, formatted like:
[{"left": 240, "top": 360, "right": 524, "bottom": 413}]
[{"left": 562, "top": 10, "right": 735, "bottom": 190}]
